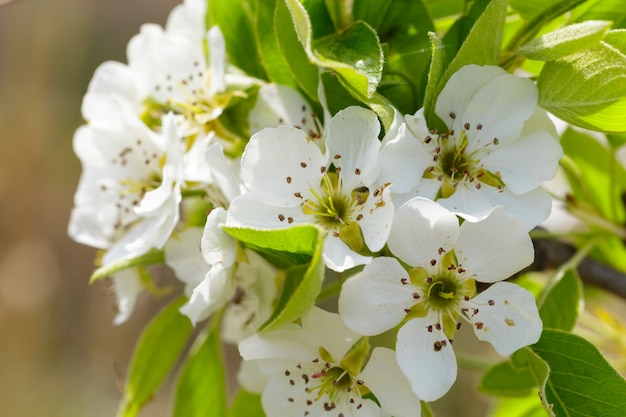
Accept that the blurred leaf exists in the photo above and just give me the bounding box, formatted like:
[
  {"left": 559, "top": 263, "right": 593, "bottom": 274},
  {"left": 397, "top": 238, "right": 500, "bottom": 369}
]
[
  {"left": 509, "top": 0, "right": 564, "bottom": 20},
  {"left": 538, "top": 42, "right": 626, "bottom": 132},
  {"left": 560, "top": 127, "right": 626, "bottom": 224},
  {"left": 90, "top": 249, "right": 164, "bottom": 283},
  {"left": 607, "top": 132, "right": 626, "bottom": 148},
  {"left": 223, "top": 224, "right": 320, "bottom": 267},
  {"left": 274, "top": 0, "right": 320, "bottom": 101},
  {"left": 253, "top": 0, "right": 297, "bottom": 87},
  {"left": 519, "top": 20, "right": 612, "bottom": 61},
  {"left": 571, "top": 0, "right": 626, "bottom": 29},
  {"left": 532, "top": 329, "right": 626, "bottom": 417},
  {"left": 604, "top": 29, "right": 626, "bottom": 53},
  {"left": 228, "top": 389, "right": 264, "bottom": 417},
  {"left": 117, "top": 297, "right": 193, "bottom": 417},
  {"left": 425, "top": 0, "right": 507, "bottom": 127},
  {"left": 491, "top": 395, "right": 549, "bottom": 417},
  {"left": 209, "top": 0, "right": 266, "bottom": 79},
  {"left": 260, "top": 226, "right": 324, "bottom": 331},
  {"left": 320, "top": 71, "right": 361, "bottom": 115},
  {"left": 173, "top": 317, "right": 227, "bottom": 417},
  {"left": 538, "top": 269, "right": 583, "bottom": 332},
  {"left": 479, "top": 357, "right": 537, "bottom": 397}
]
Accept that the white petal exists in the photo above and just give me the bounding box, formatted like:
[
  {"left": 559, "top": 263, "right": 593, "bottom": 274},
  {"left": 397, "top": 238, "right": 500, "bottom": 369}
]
[
  {"left": 326, "top": 106, "right": 381, "bottom": 189},
  {"left": 226, "top": 193, "right": 309, "bottom": 230},
  {"left": 201, "top": 207, "right": 237, "bottom": 267},
  {"left": 238, "top": 325, "right": 319, "bottom": 362},
  {"left": 455, "top": 207, "right": 534, "bottom": 283},
  {"left": 180, "top": 263, "right": 234, "bottom": 325},
  {"left": 164, "top": 227, "right": 209, "bottom": 292},
  {"left": 82, "top": 61, "right": 142, "bottom": 121},
  {"left": 261, "top": 374, "right": 324, "bottom": 417},
  {"left": 248, "top": 84, "right": 318, "bottom": 135},
  {"left": 134, "top": 165, "right": 179, "bottom": 216},
  {"left": 207, "top": 26, "right": 226, "bottom": 96},
  {"left": 302, "top": 307, "right": 362, "bottom": 362},
  {"left": 241, "top": 126, "right": 325, "bottom": 207},
  {"left": 396, "top": 316, "right": 457, "bottom": 402},
  {"left": 112, "top": 269, "right": 143, "bottom": 325},
  {"left": 482, "top": 128, "right": 562, "bottom": 195},
  {"left": 456, "top": 74, "right": 537, "bottom": 148},
  {"left": 380, "top": 107, "right": 405, "bottom": 145},
  {"left": 360, "top": 347, "right": 422, "bottom": 417},
  {"left": 236, "top": 359, "right": 268, "bottom": 394},
  {"left": 183, "top": 133, "right": 214, "bottom": 183},
  {"left": 379, "top": 123, "right": 433, "bottom": 194},
  {"left": 322, "top": 234, "right": 371, "bottom": 272},
  {"left": 466, "top": 282, "right": 542, "bottom": 355},
  {"left": 388, "top": 197, "right": 460, "bottom": 267},
  {"left": 205, "top": 142, "right": 243, "bottom": 203},
  {"left": 357, "top": 184, "right": 394, "bottom": 252},
  {"left": 339, "top": 257, "right": 415, "bottom": 336},
  {"left": 166, "top": 0, "right": 206, "bottom": 38},
  {"left": 435, "top": 65, "right": 507, "bottom": 128}
]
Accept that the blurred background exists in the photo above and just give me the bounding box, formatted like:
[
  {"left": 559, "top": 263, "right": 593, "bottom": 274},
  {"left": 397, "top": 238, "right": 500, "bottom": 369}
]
[
  {"left": 0, "top": 1, "right": 182, "bottom": 415},
  {"left": 1, "top": 1, "right": 624, "bottom": 417}
]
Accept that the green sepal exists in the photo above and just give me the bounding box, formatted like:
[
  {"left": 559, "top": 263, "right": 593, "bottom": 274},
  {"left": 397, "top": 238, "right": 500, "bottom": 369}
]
[{"left": 340, "top": 336, "right": 370, "bottom": 376}]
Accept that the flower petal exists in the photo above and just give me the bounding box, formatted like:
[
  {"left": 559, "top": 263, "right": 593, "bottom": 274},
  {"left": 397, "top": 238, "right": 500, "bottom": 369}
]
[
  {"left": 165, "top": 227, "right": 209, "bottom": 292},
  {"left": 326, "top": 106, "right": 381, "bottom": 190},
  {"left": 241, "top": 126, "right": 325, "bottom": 207},
  {"left": 455, "top": 208, "right": 534, "bottom": 283},
  {"left": 322, "top": 234, "right": 371, "bottom": 272},
  {"left": 112, "top": 268, "right": 143, "bottom": 325},
  {"left": 388, "top": 197, "right": 460, "bottom": 267},
  {"left": 202, "top": 207, "right": 237, "bottom": 267},
  {"left": 226, "top": 193, "right": 309, "bottom": 230},
  {"left": 360, "top": 347, "right": 422, "bottom": 417},
  {"left": 301, "top": 307, "right": 362, "bottom": 362},
  {"left": 339, "top": 257, "right": 415, "bottom": 336},
  {"left": 396, "top": 315, "right": 457, "bottom": 402},
  {"left": 207, "top": 26, "right": 226, "bottom": 96},
  {"left": 357, "top": 184, "right": 394, "bottom": 252},
  {"left": 180, "top": 262, "right": 235, "bottom": 325},
  {"left": 238, "top": 325, "right": 319, "bottom": 362},
  {"left": 465, "top": 282, "right": 542, "bottom": 355}
]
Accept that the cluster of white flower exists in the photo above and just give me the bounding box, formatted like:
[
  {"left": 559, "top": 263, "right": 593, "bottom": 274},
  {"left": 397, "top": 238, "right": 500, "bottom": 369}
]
[{"left": 69, "top": 1, "right": 563, "bottom": 415}]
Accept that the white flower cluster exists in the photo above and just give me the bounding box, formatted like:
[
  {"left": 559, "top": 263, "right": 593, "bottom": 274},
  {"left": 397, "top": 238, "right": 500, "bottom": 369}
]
[{"left": 69, "top": 1, "right": 563, "bottom": 415}]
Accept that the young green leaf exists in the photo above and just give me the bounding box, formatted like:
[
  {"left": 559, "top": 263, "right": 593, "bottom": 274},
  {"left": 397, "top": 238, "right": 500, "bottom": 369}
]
[
  {"left": 479, "top": 357, "right": 538, "bottom": 397},
  {"left": 604, "top": 29, "right": 626, "bottom": 53},
  {"left": 90, "top": 249, "right": 164, "bottom": 283},
  {"left": 253, "top": 0, "right": 297, "bottom": 87},
  {"left": 422, "top": 32, "right": 447, "bottom": 133},
  {"left": 491, "top": 395, "right": 550, "bottom": 417},
  {"left": 223, "top": 224, "right": 321, "bottom": 267},
  {"left": 117, "top": 297, "right": 193, "bottom": 417},
  {"left": 571, "top": 0, "right": 626, "bottom": 29},
  {"left": 259, "top": 226, "right": 325, "bottom": 331},
  {"left": 538, "top": 269, "right": 584, "bottom": 332},
  {"left": 172, "top": 317, "right": 227, "bottom": 417},
  {"left": 532, "top": 329, "right": 626, "bottom": 417},
  {"left": 274, "top": 0, "right": 320, "bottom": 101},
  {"left": 228, "top": 389, "right": 264, "bottom": 417},
  {"left": 519, "top": 20, "right": 612, "bottom": 61},
  {"left": 209, "top": 0, "right": 266, "bottom": 79},
  {"left": 539, "top": 42, "right": 626, "bottom": 132}
]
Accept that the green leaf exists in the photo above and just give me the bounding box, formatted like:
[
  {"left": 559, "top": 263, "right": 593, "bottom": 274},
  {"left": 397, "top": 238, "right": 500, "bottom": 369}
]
[
  {"left": 571, "top": 0, "right": 626, "bottom": 29},
  {"left": 560, "top": 127, "right": 626, "bottom": 224},
  {"left": 172, "top": 317, "right": 227, "bottom": 417},
  {"left": 425, "top": 0, "right": 507, "bottom": 127},
  {"left": 423, "top": 32, "right": 447, "bottom": 132},
  {"left": 259, "top": 226, "right": 325, "bottom": 331},
  {"left": 285, "top": 0, "right": 384, "bottom": 98},
  {"left": 90, "top": 249, "right": 164, "bottom": 283},
  {"left": 604, "top": 29, "right": 626, "bottom": 53},
  {"left": 519, "top": 20, "right": 612, "bottom": 61},
  {"left": 491, "top": 395, "right": 549, "bottom": 417},
  {"left": 223, "top": 225, "right": 321, "bottom": 267},
  {"left": 228, "top": 389, "right": 264, "bottom": 417},
  {"left": 538, "top": 269, "right": 584, "bottom": 332},
  {"left": 117, "top": 297, "right": 193, "bottom": 417},
  {"left": 479, "top": 357, "right": 538, "bottom": 397},
  {"left": 509, "top": 0, "right": 566, "bottom": 20},
  {"left": 538, "top": 42, "right": 626, "bottom": 132},
  {"left": 253, "top": 0, "right": 297, "bottom": 87},
  {"left": 209, "top": 0, "right": 266, "bottom": 79},
  {"left": 532, "top": 329, "right": 626, "bottom": 417}
]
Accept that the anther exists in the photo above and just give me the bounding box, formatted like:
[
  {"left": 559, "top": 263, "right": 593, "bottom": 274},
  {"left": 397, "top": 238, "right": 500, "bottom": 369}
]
[
  {"left": 286, "top": 176, "right": 292, "bottom": 183},
  {"left": 300, "top": 162, "right": 307, "bottom": 168},
  {"left": 278, "top": 214, "right": 285, "bottom": 222},
  {"left": 425, "top": 136, "right": 432, "bottom": 143},
  {"left": 430, "top": 259, "right": 437, "bottom": 266},
  {"left": 413, "top": 292, "right": 420, "bottom": 299},
  {"left": 488, "top": 299, "right": 495, "bottom": 306},
  {"left": 449, "top": 112, "right": 456, "bottom": 119},
  {"left": 464, "top": 122, "right": 470, "bottom": 130},
  {"left": 355, "top": 168, "right": 361, "bottom": 175},
  {"left": 477, "top": 123, "right": 483, "bottom": 130},
  {"left": 334, "top": 154, "right": 341, "bottom": 159}
]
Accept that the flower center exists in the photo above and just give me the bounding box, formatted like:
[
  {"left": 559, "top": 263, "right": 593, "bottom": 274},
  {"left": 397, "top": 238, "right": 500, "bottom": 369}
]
[{"left": 422, "top": 124, "right": 505, "bottom": 198}]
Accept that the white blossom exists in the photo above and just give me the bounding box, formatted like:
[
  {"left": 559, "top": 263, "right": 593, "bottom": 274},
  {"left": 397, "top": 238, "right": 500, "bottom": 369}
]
[
  {"left": 380, "top": 65, "right": 562, "bottom": 230},
  {"left": 339, "top": 197, "right": 542, "bottom": 401}
]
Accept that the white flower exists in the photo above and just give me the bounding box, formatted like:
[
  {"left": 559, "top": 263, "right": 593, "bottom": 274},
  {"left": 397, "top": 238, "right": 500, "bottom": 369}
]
[
  {"left": 238, "top": 307, "right": 422, "bottom": 417},
  {"left": 111, "top": 268, "right": 143, "bottom": 325},
  {"left": 68, "top": 108, "right": 183, "bottom": 265},
  {"left": 227, "top": 106, "right": 394, "bottom": 272},
  {"left": 339, "top": 197, "right": 542, "bottom": 401},
  {"left": 380, "top": 65, "right": 562, "bottom": 230}
]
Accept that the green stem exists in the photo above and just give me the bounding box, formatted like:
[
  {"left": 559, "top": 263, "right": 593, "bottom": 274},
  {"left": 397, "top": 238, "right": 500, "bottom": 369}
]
[{"left": 421, "top": 400, "right": 435, "bottom": 417}]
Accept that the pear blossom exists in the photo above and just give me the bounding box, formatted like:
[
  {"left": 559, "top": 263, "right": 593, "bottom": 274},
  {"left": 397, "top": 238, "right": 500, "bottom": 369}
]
[
  {"left": 238, "top": 307, "right": 422, "bottom": 417},
  {"left": 339, "top": 197, "right": 542, "bottom": 401},
  {"left": 227, "top": 106, "right": 394, "bottom": 272},
  {"left": 380, "top": 65, "right": 562, "bottom": 229}
]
